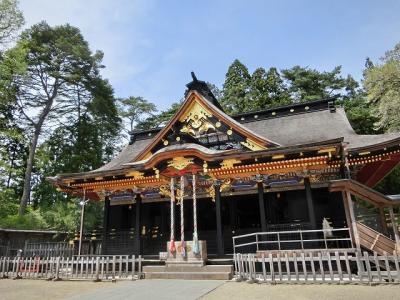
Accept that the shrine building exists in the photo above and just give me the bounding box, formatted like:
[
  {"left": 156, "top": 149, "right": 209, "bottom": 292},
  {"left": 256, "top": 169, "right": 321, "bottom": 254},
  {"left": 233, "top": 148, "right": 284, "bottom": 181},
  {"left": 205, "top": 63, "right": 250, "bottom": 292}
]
[{"left": 49, "top": 73, "right": 400, "bottom": 259}]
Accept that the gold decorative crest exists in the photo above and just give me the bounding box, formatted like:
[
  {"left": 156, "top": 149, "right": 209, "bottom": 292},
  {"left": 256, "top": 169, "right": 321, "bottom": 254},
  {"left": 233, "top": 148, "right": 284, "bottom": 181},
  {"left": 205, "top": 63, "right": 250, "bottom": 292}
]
[{"left": 168, "top": 157, "right": 194, "bottom": 170}]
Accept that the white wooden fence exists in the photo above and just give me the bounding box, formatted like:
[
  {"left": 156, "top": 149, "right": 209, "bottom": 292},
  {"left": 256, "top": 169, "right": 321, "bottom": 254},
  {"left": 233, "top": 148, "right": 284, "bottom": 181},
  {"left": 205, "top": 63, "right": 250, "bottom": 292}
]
[
  {"left": 0, "top": 255, "right": 143, "bottom": 281},
  {"left": 234, "top": 250, "right": 400, "bottom": 284}
]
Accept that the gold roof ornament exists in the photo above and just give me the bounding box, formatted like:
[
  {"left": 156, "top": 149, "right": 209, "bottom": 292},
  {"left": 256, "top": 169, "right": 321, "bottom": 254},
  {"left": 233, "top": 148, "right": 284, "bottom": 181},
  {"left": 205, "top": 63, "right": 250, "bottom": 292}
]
[
  {"left": 159, "top": 185, "right": 171, "bottom": 198},
  {"left": 179, "top": 101, "right": 216, "bottom": 137},
  {"left": 203, "top": 161, "right": 208, "bottom": 173},
  {"left": 167, "top": 157, "right": 194, "bottom": 170}
]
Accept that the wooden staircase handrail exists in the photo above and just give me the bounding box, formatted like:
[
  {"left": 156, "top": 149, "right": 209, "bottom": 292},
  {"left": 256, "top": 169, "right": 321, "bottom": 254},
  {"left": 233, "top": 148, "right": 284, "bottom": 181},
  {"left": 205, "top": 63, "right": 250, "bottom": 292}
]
[
  {"left": 329, "top": 179, "right": 399, "bottom": 207},
  {"left": 356, "top": 221, "right": 396, "bottom": 255}
]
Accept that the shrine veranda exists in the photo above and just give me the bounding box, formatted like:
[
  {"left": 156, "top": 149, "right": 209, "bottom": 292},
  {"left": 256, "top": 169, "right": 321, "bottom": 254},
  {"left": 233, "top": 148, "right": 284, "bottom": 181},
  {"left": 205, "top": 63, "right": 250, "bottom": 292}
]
[{"left": 49, "top": 74, "right": 400, "bottom": 260}]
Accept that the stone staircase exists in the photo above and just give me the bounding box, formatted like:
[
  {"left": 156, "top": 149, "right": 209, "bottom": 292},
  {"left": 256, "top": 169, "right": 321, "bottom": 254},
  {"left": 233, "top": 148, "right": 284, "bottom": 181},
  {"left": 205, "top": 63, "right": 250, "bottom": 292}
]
[{"left": 143, "top": 264, "right": 233, "bottom": 280}]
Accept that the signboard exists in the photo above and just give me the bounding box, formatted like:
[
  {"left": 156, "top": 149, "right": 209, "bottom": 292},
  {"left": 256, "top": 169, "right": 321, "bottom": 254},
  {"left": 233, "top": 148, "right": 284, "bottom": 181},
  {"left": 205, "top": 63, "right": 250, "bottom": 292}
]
[{"left": 109, "top": 191, "right": 135, "bottom": 206}]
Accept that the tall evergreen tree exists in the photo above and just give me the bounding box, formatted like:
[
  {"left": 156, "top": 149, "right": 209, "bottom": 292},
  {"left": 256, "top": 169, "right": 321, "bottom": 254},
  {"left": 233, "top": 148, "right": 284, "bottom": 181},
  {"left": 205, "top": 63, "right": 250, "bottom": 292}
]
[
  {"left": 250, "top": 67, "right": 291, "bottom": 109},
  {"left": 221, "top": 59, "right": 251, "bottom": 114},
  {"left": 0, "top": 22, "right": 118, "bottom": 215},
  {"left": 282, "top": 66, "right": 349, "bottom": 102}
]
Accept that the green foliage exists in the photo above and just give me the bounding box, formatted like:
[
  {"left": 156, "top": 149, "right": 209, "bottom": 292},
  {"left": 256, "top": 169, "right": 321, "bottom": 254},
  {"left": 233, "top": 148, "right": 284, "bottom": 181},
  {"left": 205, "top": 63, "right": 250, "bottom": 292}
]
[
  {"left": 0, "top": 0, "right": 24, "bottom": 47},
  {"left": 364, "top": 43, "right": 400, "bottom": 132},
  {"left": 281, "top": 65, "right": 355, "bottom": 102},
  {"left": 0, "top": 187, "right": 19, "bottom": 217},
  {"left": 342, "top": 93, "right": 382, "bottom": 135},
  {"left": 0, "top": 208, "right": 47, "bottom": 229},
  {"left": 375, "top": 165, "right": 400, "bottom": 195}
]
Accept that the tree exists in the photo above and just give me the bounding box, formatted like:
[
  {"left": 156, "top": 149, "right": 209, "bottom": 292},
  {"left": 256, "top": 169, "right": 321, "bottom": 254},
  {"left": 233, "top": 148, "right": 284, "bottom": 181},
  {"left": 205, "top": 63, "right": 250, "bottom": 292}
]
[
  {"left": 0, "top": 0, "right": 24, "bottom": 48},
  {"left": 2, "top": 22, "right": 112, "bottom": 215},
  {"left": 250, "top": 67, "right": 291, "bottom": 109},
  {"left": 206, "top": 82, "right": 222, "bottom": 100},
  {"left": 364, "top": 43, "right": 400, "bottom": 132},
  {"left": 221, "top": 59, "right": 252, "bottom": 114},
  {"left": 136, "top": 102, "right": 181, "bottom": 130},
  {"left": 281, "top": 66, "right": 351, "bottom": 102},
  {"left": 118, "top": 96, "right": 156, "bottom": 133}
]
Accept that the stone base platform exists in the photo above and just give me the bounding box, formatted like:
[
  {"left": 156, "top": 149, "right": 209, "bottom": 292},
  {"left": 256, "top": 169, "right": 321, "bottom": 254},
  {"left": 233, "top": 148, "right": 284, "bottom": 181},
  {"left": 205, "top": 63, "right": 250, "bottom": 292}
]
[{"left": 143, "top": 264, "right": 233, "bottom": 280}]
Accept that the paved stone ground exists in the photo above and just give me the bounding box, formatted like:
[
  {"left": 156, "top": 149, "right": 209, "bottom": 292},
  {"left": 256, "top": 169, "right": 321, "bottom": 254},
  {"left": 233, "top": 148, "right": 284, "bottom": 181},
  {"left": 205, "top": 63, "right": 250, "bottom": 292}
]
[
  {"left": 0, "top": 279, "right": 114, "bottom": 300},
  {"left": 67, "top": 279, "right": 224, "bottom": 300},
  {"left": 0, "top": 279, "right": 224, "bottom": 300},
  {"left": 202, "top": 282, "right": 400, "bottom": 300},
  {"left": 2, "top": 279, "right": 400, "bottom": 300}
]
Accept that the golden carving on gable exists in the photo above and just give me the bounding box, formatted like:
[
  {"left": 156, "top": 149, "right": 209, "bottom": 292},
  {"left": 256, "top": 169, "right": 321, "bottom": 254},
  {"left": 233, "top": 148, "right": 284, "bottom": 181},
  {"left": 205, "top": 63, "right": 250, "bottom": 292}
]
[
  {"left": 168, "top": 157, "right": 194, "bottom": 170},
  {"left": 240, "top": 138, "right": 267, "bottom": 151},
  {"left": 179, "top": 101, "right": 215, "bottom": 137}
]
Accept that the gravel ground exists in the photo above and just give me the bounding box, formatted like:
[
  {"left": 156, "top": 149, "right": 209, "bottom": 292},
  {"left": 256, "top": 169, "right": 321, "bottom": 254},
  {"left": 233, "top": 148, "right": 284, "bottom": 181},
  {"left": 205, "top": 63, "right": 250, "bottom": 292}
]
[{"left": 201, "top": 282, "right": 400, "bottom": 300}]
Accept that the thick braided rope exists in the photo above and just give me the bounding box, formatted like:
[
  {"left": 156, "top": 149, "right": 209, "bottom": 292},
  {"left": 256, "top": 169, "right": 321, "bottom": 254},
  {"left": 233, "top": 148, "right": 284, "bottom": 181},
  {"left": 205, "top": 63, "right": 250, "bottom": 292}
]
[
  {"left": 180, "top": 175, "right": 185, "bottom": 256},
  {"left": 193, "top": 174, "right": 197, "bottom": 237},
  {"left": 169, "top": 177, "right": 176, "bottom": 253},
  {"left": 192, "top": 174, "right": 200, "bottom": 255}
]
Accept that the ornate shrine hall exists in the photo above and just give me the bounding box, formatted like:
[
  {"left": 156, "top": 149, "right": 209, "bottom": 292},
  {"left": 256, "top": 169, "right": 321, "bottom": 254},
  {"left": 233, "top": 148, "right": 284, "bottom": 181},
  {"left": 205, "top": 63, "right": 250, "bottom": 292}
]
[{"left": 49, "top": 73, "right": 400, "bottom": 258}]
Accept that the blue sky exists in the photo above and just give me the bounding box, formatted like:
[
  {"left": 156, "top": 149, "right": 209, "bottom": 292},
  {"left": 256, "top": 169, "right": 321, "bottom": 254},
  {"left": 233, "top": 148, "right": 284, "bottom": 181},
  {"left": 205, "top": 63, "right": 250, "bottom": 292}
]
[{"left": 20, "top": 0, "right": 400, "bottom": 111}]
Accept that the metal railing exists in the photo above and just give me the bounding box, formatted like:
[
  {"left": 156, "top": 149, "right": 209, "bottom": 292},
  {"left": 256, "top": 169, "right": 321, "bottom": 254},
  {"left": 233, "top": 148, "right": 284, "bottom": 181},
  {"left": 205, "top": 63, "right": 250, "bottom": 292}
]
[
  {"left": 0, "top": 255, "right": 143, "bottom": 281},
  {"left": 234, "top": 250, "right": 400, "bottom": 284},
  {"left": 233, "top": 228, "right": 353, "bottom": 254}
]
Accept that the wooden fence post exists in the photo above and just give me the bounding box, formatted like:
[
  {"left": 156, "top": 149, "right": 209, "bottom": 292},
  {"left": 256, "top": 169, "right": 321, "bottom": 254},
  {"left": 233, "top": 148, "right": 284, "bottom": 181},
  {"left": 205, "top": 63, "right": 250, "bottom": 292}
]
[
  {"left": 54, "top": 257, "right": 61, "bottom": 281},
  {"left": 112, "top": 256, "right": 116, "bottom": 282},
  {"left": 94, "top": 257, "right": 101, "bottom": 282}
]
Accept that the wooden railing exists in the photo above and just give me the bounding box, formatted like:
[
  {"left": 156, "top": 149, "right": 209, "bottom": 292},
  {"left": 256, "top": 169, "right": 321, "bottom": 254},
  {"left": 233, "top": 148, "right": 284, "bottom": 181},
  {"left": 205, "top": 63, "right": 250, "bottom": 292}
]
[
  {"left": 234, "top": 250, "right": 400, "bottom": 284},
  {"left": 0, "top": 255, "right": 143, "bottom": 281},
  {"left": 357, "top": 222, "right": 396, "bottom": 255}
]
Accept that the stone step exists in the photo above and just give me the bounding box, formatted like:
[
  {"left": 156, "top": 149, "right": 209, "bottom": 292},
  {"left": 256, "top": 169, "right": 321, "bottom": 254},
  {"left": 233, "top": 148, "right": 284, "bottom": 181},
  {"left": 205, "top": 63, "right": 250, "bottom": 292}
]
[
  {"left": 143, "top": 265, "right": 233, "bottom": 273},
  {"left": 144, "top": 271, "right": 232, "bottom": 280}
]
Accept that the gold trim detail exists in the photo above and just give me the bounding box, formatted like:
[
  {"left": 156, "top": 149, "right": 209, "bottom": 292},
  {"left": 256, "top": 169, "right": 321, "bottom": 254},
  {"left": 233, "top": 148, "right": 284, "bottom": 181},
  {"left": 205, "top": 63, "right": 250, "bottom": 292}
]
[
  {"left": 220, "top": 159, "right": 242, "bottom": 169},
  {"left": 125, "top": 171, "right": 144, "bottom": 179},
  {"left": 240, "top": 138, "right": 266, "bottom": 151}
]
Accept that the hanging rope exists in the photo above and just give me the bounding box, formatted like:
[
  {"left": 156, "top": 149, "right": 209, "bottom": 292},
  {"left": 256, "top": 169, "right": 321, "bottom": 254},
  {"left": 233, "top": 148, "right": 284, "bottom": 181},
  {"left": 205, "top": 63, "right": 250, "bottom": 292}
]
[
  {"left": 169, "top": 177, "right": 176, "bottom": 254},
  {"left": 180, "top": 175, "right": 186, "bottom": 257},
  {"left": 192, "top": 174, "right": 200, "bottom": 255}
]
